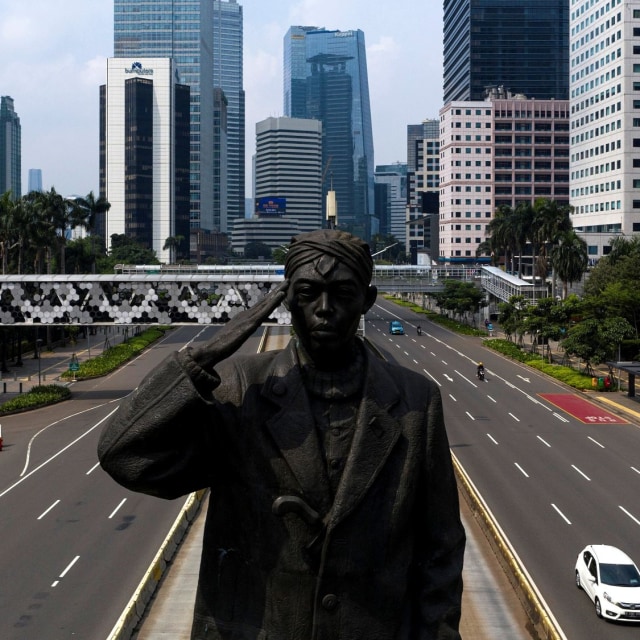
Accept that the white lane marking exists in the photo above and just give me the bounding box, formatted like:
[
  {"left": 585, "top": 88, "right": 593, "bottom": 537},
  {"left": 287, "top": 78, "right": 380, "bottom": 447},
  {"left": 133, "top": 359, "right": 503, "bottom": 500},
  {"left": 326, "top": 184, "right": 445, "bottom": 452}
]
[
  {"left": 517, "top": 375, "right": 530, "bottom": 383},
  {"left": 21, "top": 404, "right": 119, "bottom": 477},
  {"left": 588, "top": 436, "right": 605, "bottom": 449},
  {"left": 449, "top": 394, "right": 457, "bottom": 402},
  {"left": 487, "top": 395, "right": 497, "bottom": 403},
  {"left": 422, "top": 369, "right": 441, "bottom": 386},
  {"left": 515, "top": 463, "right": 529, "bottom": 478},
  {"left": 1, "top": 408, "right": 120, "bottom": 499},
  {"left": 455, "top": 370, "right": 477, "bottom": 387},
  {"left": 551, "top": 504, "right": 572, "bottom": 525},
  {"left": 444, "top": 374, "right": 453, "bottom": 382},
  {"left": 52, "top": 555, "right": 80, "bottom": 588},
  {"left": 413, "top": 359, "right": 419, "bottom": 364},
  {"left": 466, "top": 411, "right": 475, "bottom": 421},
  {"left": 537, "top": 436, "right": 551, "bottom": 448},
  {"left": 109, "top": 498, "right": 127, "bottom": 519},
  {"left": 86, "top": 462, "right": 101, "bottom": 475},
  {"left": 442, "top": 360, "right": 448, "bottom": 365},
  {"left": 487, "top": 434, "right": 499, "bottom": 445},
  {"left": 632, "top": 467, "right": 640, "bottom": 475},
  {"left": 620, "top": 506, "right": 640, "bottom": 526},
  {"left": 572, "top": 465, "right": 591, "bottom": 482},
  {"left": 37, "top": 499, "right": 61, "bottom": 520},
  {"left": 509, "top": 413, "right": 520, "bottom": 422},
  {"left": 553, "top": 412, "right": 569, "bottom": 423}
]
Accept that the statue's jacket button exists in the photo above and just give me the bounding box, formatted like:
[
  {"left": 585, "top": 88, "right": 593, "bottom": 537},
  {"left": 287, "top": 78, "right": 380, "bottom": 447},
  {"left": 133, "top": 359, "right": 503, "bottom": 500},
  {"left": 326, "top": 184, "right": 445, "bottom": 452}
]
[
  {"left": 321, "top": 594, "right": 339, "bottom": 611},
  {"left": 272, "top": 381, "right": 287, "bottom": 396}
]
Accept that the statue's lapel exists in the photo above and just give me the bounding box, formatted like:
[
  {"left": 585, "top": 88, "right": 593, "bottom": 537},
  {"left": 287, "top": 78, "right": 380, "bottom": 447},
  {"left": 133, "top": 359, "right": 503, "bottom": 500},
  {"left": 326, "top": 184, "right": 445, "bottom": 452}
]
[
  {"left": 328, "top": 361, "right": 402, "bottom": 528},
  {"left": 262, "top": 348, "right": 332, "bottom": 511}
]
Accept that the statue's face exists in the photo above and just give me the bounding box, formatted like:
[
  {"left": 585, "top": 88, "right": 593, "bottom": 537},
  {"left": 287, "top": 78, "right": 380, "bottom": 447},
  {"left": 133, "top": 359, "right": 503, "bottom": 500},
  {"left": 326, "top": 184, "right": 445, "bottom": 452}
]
[{"left": 286, "top": 259, "right": 376, "bottom": 368}]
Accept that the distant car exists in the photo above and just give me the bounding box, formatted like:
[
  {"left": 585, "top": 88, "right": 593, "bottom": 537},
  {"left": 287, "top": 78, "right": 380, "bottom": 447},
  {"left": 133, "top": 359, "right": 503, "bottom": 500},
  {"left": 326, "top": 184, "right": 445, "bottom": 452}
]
[
  {"left": 389, "top": 320, "right": 405, "bottom": 335},
  {"left": 575, "top": 544, "right": 640, "bottom": 621}
]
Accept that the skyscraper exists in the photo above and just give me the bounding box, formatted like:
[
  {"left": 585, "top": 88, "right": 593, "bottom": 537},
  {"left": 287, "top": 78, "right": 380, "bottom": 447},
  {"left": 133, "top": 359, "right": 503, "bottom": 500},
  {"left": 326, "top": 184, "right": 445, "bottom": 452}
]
[
  {"left": 101, "top": 58, "right": 191, "bottom": 263},
  {"left": 254, "top": 116, "right": 323, "bottom": 234},
  {"left": 443, "top": 0, "right": 569, "bottom": 103},
  {"left": 213, "top": 0, "right": 245, "bottom": 233},
  {"left": 569, "top": 0, "right": 640, "bottom": 260},
  {"left": 113, "top": 0, "right": 214, "bottom": 232},
  {"left": 283, "top": 27, "right": 375, "bottom": 240},
  {"left": 28, "top": 169, "right": 43, "bottom": 193},
  {"left": 0, "top": 96, "right": 21, "bottom": 198}
]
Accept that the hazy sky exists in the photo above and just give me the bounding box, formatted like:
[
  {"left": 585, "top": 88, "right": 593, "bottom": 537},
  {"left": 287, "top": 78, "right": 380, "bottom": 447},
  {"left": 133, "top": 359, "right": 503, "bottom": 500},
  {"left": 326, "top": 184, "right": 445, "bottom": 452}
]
[{"left": 0, "top": 1, "right": 444, "bottom": 197}]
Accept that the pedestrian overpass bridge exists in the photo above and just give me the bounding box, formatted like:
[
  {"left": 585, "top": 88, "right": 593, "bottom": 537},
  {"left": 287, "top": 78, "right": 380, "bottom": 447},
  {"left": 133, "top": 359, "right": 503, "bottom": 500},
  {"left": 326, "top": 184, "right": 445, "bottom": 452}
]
[{"left": 0, "top": 265, "right": 547, "bottom": 326}]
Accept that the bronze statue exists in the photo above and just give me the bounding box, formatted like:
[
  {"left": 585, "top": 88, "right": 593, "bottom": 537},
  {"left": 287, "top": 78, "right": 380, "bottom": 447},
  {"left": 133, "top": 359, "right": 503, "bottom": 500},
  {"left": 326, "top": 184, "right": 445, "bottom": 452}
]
[{"left": 98, "top": 229, "right": 465, "bottom": 639}]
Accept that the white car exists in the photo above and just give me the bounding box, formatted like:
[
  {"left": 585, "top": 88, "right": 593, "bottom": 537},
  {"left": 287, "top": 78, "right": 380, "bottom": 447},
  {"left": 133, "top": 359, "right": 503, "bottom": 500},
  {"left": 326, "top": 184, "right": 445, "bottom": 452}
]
[{"left": 575, "top": 544, "right": 640, "bottom": 621}]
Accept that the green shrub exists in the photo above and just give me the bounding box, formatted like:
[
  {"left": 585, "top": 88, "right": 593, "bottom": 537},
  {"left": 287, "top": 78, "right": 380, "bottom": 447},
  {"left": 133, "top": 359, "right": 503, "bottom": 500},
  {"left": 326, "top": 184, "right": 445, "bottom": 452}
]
[
  {"left": 0, "top": 384, "right": 71, "bottom": 415},
  {"left": 61, "top": 326, "right": 168, "bottom": 380}
]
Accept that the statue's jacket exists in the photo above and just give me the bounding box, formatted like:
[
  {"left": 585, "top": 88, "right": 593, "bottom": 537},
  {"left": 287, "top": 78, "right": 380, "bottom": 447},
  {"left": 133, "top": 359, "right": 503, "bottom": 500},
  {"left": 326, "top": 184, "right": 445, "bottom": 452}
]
[{"left": 98, "top": 339, "right": 465, "bottom": 640}]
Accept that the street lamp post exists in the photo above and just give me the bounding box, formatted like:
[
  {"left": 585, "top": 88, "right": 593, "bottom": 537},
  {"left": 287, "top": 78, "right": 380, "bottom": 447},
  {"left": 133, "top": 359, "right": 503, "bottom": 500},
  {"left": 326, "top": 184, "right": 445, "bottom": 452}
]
[{"left": 36, "top": 338, "right": 43, "bottom": 386}]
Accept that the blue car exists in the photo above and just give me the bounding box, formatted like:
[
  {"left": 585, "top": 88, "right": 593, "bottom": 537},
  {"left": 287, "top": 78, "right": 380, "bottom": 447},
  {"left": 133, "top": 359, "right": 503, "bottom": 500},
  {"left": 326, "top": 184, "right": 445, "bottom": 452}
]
[{"left": 389, "top": 320, "right": 405, "bottom": 335}]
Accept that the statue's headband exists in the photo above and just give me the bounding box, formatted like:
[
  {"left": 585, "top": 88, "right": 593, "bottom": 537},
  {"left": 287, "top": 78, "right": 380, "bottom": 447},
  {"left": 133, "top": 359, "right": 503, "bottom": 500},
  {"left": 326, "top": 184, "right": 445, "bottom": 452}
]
[{"left": 284, "top": 229, "right": 373, "bottom": 288}]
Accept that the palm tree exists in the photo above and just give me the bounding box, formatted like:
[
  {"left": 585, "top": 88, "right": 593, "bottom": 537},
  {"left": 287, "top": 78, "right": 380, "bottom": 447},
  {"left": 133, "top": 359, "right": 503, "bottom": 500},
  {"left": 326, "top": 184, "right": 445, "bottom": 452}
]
[
  {"left": 0, "top": 191, "right": 18, "bottom": 274},
  {"left": 70, "top": 191, "right": 111, "bottom": 272},
  {"left": 550, "top": 230, "right": 588, "bottom": 299},
  {"left": 511, "top": 201, "right": 534, "bottom": 277},
  {"left": 163, "top": 235, "right": 186, "bottom": 264},
  {"left": 531, "top": 199, "right": 573, "bottom": 291},
  {"left": 486, "top": 205, "right": 515, "bottom": 271}
]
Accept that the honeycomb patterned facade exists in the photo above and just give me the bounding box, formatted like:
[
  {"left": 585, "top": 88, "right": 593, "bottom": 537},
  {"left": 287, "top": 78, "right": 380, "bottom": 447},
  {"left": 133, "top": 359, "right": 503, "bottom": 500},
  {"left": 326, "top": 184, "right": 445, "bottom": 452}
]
[{"left": 0, "top": 276, "right": 290, "bottom": 326}]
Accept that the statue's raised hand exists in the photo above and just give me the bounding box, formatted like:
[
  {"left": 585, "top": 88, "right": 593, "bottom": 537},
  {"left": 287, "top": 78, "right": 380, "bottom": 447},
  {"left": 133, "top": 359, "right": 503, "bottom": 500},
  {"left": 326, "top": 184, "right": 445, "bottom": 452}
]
[{"left": 190, "top": 280, "right": 289, "bottom": 372}]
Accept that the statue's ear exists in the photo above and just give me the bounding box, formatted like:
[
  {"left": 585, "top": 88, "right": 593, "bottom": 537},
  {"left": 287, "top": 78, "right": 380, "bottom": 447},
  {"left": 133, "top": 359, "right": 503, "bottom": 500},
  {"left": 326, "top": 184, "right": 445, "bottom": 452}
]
[{"left": 363, "top": 285, "right": 377, "bottom": 314}]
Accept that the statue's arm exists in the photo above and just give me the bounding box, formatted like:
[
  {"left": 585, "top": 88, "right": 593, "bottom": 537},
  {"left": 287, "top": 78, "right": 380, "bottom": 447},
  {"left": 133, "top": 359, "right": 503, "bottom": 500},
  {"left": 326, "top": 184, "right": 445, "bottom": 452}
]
[{"left": 97, "top": 281, "right": 288, "bottom": 499}]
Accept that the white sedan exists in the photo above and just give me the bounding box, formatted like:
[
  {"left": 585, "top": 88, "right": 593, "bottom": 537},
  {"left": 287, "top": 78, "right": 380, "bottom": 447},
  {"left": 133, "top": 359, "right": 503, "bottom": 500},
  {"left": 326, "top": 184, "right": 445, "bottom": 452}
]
[{"left": 575, "top": 544, "right": 640, "bottom": 621}]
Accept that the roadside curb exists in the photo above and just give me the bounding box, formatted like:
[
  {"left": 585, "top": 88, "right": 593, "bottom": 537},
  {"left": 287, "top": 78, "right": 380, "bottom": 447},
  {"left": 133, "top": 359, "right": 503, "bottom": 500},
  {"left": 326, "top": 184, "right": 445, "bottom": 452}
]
[
  {"left": 453, "top": 454, "right": 567, "bottom": 640},
  {"left": 105, "top": 489, "right": 207, "bottom": 640}
]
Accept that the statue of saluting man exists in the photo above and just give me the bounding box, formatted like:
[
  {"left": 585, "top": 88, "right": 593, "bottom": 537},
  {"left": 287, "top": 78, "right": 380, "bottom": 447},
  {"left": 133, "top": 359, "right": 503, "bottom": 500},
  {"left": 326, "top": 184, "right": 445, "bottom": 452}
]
[{"left": 98, "top": 229, "right": 465, "bottom": 640}]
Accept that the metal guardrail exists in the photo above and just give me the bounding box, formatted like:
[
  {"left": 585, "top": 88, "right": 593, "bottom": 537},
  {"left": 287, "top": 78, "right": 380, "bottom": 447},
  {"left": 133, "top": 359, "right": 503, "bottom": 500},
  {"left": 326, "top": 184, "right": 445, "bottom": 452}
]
[{"left": 0, "top": 266, "right": 535, "bottom": 326}]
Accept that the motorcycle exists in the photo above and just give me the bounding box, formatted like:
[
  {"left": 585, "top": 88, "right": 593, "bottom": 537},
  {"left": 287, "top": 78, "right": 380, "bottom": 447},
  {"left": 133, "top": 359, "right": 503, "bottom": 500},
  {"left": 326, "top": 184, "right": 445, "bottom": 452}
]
[{"left": 477, "top": 368, "right": 485, "bottom": 381}]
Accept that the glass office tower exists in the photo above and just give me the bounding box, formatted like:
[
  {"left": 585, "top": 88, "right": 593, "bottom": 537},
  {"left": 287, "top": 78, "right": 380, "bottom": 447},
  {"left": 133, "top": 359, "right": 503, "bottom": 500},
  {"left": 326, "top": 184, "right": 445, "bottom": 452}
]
[
  {"left": 213, "top": 0, "right": 244, "bottom": 233},
  {"left": 443, "top": 0, "right": 569, "bottom": 103},
  {"left": 0, "top": 96, "right": 21, "bottom": 198},
  {"left": 114, "top": 0, "right": 214, "bottom": 232},
  {"left": 283, "top": 27, "right": 375, "bottom": 240}
]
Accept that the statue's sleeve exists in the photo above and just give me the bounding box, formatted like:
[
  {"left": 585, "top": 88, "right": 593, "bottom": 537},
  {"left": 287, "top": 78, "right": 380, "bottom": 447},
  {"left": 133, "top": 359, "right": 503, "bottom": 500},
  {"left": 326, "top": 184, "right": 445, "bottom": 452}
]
[
  {"left": 97, "top": 350, "right": 225, "bottom": 500},
  {"left": 415, "top": 385, "right": 465, "bottom": 639}
]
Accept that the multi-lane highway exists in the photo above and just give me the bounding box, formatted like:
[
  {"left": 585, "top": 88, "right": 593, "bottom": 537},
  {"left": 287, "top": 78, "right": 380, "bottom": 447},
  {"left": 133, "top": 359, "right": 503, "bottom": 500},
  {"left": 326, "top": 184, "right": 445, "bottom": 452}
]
[
  {"left": 367, "top": 298, "right": 640, "bottom": 639},
  {"left": 1, "top": 307, "right": 639, "bottom": 639},
  {"left": 0, "top": 325, "right": 247, "bottom": 639}
]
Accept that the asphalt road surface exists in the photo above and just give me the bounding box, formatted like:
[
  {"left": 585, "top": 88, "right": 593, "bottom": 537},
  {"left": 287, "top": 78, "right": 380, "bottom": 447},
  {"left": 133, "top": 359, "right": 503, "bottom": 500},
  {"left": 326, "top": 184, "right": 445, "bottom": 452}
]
[
  {"left": 368, "top": 299, "right": 640, "bottom": 639},
  {"left": 0, "top": 325, "right": 256, "bottom": 640}
]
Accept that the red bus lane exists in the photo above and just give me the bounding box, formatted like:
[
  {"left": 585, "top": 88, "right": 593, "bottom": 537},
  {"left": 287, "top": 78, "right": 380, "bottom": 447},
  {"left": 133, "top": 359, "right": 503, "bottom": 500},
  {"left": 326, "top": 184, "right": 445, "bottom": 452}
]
[{"left": 539, "top": 394, "right": 629, "bottom": 425}]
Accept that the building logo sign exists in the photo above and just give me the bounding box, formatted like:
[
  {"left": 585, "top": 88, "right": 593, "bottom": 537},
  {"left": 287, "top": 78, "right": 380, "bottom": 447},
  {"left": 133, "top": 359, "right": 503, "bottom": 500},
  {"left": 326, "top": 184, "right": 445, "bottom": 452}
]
[{"left": 126, "top": 62, "right": 154, "bottom": 76}]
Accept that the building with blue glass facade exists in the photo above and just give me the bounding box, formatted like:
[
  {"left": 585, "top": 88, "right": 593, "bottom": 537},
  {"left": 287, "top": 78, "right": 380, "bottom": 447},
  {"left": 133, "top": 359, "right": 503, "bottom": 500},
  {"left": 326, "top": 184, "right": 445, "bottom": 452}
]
[
  {"left": 283, "top": 27, "right": 375, "bottom": 240},
  {"left": 113, "top": 0, "right": 215, "bottom": 233},
  {"left": 213, "top": 0, "right": 245, "bottom": 234},
  {"left": 443, "top": 0, "right": 569, "bottom": 103},
  {"left": 0, "top": 96, "right": 21, "bottom": 199}
]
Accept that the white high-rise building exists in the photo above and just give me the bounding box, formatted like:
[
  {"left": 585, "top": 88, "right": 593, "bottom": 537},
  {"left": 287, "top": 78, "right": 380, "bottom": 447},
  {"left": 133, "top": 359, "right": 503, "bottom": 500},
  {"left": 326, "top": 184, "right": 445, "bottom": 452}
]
[
  {"left": 101, "top": 58, "right": 191, "bottom": 263},
  {"left": 569, "top": 0, "right": 640, "bottom": 260},
  {"left": 253, "top": 116, "right": 323, "bottom": 234}
]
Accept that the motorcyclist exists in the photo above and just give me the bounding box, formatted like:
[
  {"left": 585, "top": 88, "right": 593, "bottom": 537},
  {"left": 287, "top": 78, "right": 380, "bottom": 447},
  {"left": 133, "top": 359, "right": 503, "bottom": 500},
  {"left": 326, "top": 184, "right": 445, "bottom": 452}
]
[
  {"left": 417, "top": 325, "right": 422, "bottom": 336},
  {"left": 477, "top": 362, "right": 485, "bottom": 379}
]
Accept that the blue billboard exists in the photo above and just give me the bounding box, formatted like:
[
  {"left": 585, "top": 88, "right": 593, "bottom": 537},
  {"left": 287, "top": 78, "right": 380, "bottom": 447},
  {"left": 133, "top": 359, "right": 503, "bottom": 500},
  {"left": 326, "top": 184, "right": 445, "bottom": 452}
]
[{"left": 255, "top": 197, "right": 286, "bottom": 217}]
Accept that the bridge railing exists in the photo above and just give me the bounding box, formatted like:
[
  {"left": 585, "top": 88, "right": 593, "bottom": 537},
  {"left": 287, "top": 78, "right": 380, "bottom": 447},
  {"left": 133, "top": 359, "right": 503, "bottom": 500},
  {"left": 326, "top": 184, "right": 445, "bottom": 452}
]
[{"left": 0, "top": 265, "right": 538, "bottom": 326}]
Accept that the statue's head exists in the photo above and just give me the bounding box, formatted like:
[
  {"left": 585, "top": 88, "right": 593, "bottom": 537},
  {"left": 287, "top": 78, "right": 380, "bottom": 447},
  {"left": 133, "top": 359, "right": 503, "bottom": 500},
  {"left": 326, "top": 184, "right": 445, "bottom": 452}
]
[{"left": 284, "top": 229, "right": 377, "bottom": 369}]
